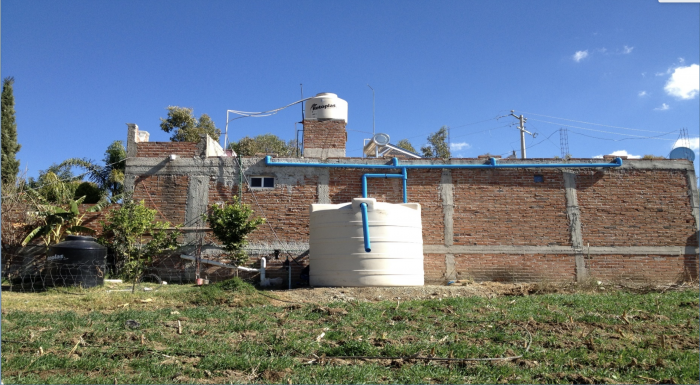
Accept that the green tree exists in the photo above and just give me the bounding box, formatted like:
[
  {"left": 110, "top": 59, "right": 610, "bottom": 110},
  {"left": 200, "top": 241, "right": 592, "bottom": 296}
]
[
  {"left": 2, "top": 77, "right": 21, "bottom": 186},
  {"left": 159, "top": 106, "right": 221, "bottom": 142},
  {"left": 396, "top": 139, "right": 417, "bottom": 153},
  {"left": 99, "top": 196, "right": 180, "bottom": 284},
  {"left": 28, "top": 164, "right": 82, "bottom": 204},
  {"left": 60, "top": 141, "right": 127, "bottom": 199},
  {"left": 205, "top": 199, "right": 265, "bottom": 265},
  {"left": 74, "top": 182, "right": 102, "bottom": 204},
  {"left": 230, "top": 134, "right": 298, "bottom": 157},
  {"left": 421, "top": 126, "right": 451, "bottom": 159}
]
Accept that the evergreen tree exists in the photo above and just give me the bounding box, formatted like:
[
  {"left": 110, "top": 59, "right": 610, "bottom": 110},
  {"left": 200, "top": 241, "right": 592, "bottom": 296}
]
[
  {"left": 396, "top": 139, "right": 417, "bottom": 153},
  {"left": 2, "top": 77, "right": 21, "bottom": 186},
  {"left": 230, "top": 134, "right": 298, "bottom": 157},
  {"left": 421, "top": 126, "right": 451, "bottom": 159},
  {"left": 159, "top": 106, "right": 221, "bottom": 142}
]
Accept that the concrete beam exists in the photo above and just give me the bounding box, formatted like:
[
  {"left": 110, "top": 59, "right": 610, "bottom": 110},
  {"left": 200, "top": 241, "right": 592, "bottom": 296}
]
[
  {"left": 303, "top": 148, "right": 345, "bottom": 159},
  {"left": 422, "top": 244, "right": 698, "bottom": 255}
]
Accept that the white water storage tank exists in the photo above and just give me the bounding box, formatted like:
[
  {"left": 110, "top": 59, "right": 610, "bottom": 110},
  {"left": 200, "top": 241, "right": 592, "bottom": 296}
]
[
  {"left": 309, "top": 198, "right": 424, "bottom": 286},
  {"left": 304, "top": 93, "right": 348, "bottom": 122}
]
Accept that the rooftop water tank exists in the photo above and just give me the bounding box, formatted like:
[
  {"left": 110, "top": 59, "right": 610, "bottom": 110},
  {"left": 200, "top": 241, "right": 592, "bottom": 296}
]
[
  {"left": 309, "top": 198, "right": 424, "bottom": 286},
  {"left": 305, "top": 93, "right": 348, "bottom": 122}
]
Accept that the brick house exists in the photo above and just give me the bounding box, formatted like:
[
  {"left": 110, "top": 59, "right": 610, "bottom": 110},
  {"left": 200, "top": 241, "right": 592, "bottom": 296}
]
[{"left": 124, "top": 103, "right": 699, "bottom": 286}]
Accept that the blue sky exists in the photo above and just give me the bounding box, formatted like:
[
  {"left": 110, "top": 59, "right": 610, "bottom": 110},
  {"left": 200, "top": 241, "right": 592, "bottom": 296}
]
[{"left": 2, "top": 0, "right": 699, "bottom": 180}]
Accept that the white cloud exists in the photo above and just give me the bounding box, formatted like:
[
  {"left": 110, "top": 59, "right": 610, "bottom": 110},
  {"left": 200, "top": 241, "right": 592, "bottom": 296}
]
[
  {"left": 622, "top": 45, "right": 634, "bottom": 54},
  {"left": 638, "top": 91, "right": 647, "bottom": 97},
  {"left": 592, "top": 150, "right": 642, "bottom": 159},
  {"left": 450, "top": 142, "right": 471, "bottom": 151},
  {"left": 654, "top": 103, "right": 670, "bottom": 111},
  {"left": 673, "top": 137, "right": 700, "bottom": 151},
  {"left": 572, "top": 50, "right": 588, "bottom": 62},
  {"left": 664, "top": 64, "right": 699, "bottom": 99},
  {"left": 679, "top": 57, "right": 685, "bottom": 64}
]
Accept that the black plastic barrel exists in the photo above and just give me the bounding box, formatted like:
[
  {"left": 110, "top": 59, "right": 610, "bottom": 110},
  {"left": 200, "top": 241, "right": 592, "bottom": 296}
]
[{"left": 45, "top": 235, "right": 107, "bottom": 288}]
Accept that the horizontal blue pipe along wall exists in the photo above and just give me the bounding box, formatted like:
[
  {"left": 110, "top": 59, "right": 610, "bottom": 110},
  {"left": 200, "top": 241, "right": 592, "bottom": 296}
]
[{"left": 265, "top": 156, "right": 623, "bottom": 170}]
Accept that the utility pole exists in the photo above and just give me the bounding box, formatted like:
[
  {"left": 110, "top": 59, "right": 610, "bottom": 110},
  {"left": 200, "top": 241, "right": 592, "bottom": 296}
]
[
  {"left": 367, "top": 84, "right": 377, "bottom": 157},
  {"left": 509, "top": 111, "right": 536, "bottom": 159}
]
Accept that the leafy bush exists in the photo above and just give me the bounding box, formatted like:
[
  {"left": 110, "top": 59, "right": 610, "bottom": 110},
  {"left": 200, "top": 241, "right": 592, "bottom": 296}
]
[
  {"left": 205, "top": 199, "right": 264, "bottom": 265},
  {"left": 99, "top": 197, "right": 180, "bottom": 282},
  {"left": 74, "top": 182, "right": 102, "bottom": 204}
]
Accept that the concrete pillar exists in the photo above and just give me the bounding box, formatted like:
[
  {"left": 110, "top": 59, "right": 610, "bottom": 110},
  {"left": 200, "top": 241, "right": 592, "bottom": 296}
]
[
  {"left": 317, "top": 170, "right": 330, "bottom": 204},
  {"left": 563, "top": 171, "right": 588, "bottom": 282},
  {"left": 440, "top": 169, "right": 456, "bottom": 280},
  {"left": 686, "top": 170, "right": 699, "bottom": 234},
  {"left": 184, "top": 176, "right": 211, "bottom": 244},
  {"left": 126, "top": 123, "right": 139, "bottom": 158}
]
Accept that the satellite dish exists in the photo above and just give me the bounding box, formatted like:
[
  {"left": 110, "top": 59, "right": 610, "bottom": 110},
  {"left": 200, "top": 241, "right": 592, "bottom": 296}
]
[
  {"left": 669, "top": 147, "right": 695, "bottom": 162},
  {"left": 372, "top": 133, "right": 390, "bottom": 146}
]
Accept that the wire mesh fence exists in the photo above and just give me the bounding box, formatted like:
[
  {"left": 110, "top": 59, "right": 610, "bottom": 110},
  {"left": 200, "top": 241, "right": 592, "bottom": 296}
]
[{"left": 2, "top": 246, "right": 310, "bottom": 292}]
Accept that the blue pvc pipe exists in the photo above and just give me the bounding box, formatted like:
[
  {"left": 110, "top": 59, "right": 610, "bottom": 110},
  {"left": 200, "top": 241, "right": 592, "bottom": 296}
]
[
  {"left": 402, "top": 168, "right": 407, "bottom": 203},
  {"left": 361, "top": 169, "right": 409, "bottom": 203},
  {"left": 265, "top": 155, "right": 623, "bottom": 170},
  {"left": 265, "top": 155, "right": 623, "bottom": 204},
  {"left": 359, "top": 202, "right": 371, "bottom": 252}
]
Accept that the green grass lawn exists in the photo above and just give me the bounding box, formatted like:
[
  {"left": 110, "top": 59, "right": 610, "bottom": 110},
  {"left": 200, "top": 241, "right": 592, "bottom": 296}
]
[{"left": 1, "top": 280, "right": 698, "bottom": 384}]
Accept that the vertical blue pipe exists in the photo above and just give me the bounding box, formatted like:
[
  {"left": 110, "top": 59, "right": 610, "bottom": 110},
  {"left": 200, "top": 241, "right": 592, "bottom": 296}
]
[
  {"left": 362, "top": 175, "right": 368, "bottom": 198},
  {"left": 402, "top": 168, "right": 407, "bottom": 203},
  {"left": 360, "top": 203, "right": 371, "bottom": 252}
]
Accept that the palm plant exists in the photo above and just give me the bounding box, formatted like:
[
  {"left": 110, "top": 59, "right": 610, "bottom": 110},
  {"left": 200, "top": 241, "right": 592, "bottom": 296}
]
[{"left": 20, "top": 195, "right": 109, "bottom": 247}]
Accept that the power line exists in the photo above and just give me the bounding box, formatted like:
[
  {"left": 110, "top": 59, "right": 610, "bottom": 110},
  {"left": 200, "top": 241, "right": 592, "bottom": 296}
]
[
  {"left": 568, "top": 130, "right": 676, "bottom": 142},
  {"left": 513, "top": 110, "right": 671, "bottom": 134},
  {"left": 527, "top": 118, "right": 677, "bottom": 140}
]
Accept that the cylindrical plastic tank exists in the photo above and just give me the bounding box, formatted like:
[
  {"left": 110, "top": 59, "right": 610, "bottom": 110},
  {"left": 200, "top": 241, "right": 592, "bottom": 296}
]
[
  {"left": 309, "top": 197, "right": 424, "bottom": 286},
  {"left": 304, "top": 92, "right": 348, "bottom": 122},
  {"left": 45, "top": 235, "right": 107, "bottom": 288}
]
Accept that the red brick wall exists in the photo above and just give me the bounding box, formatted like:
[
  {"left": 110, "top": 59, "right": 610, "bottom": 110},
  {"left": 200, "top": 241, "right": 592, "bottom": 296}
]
[
  {"left": 587, "top": 254, "right": 698, "bottom": 282},
  {"left": 454, "top": 253, "right": 576, "bottom": 283},
  {"left": 452, "top": 169, "right": 570, "bottom": 246},
  {"left": 133, "top": 175, "right": 189, "bottom": 224},
  {"left": 407, "top": 170, "right": 444, "bottom": 245},
  {"left": 223, "top": 177, "right": 320, "bottom": 243},
  {"left": 80, "top": 204, "right": 119, "bottom": 233},
  {"left": 576, "top": 169, "right": 697, "bottom": 247},
  {"left": 136, "top": 142, "right": 198, "bottom": 158},
  {"left": 424, "top": 254, "right": 446, "bottom": 284},
  {"left": 303, "top": 120, "right": 347, "bottom": 152}
]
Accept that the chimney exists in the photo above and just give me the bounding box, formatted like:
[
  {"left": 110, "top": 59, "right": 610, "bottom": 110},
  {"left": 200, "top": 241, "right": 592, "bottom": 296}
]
[{"left": 302, "top": 93, "right": 348, "bottom": 159}]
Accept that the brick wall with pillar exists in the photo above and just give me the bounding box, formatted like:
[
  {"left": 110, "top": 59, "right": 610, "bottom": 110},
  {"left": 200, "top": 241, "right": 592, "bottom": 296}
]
[{"left": 302, "top": 119, "right": 347, "bottom": 159}]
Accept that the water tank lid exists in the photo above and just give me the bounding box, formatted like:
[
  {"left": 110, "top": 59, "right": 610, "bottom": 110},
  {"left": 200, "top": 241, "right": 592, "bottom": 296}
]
[
  {"left": 52, "top": 235, "right": 106, "bottom": 250},
  {"left": 315, "top": 92, "right": 337, "bottom": 97},
  {"left": 669, "top": 147, "right": 695, "bottom": 162}
]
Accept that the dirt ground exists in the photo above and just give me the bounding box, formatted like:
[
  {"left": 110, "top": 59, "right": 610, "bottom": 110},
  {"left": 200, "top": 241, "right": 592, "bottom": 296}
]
[{"left": 264, "top": 280, "right": 692, "bottom": 304}]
